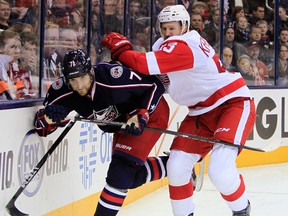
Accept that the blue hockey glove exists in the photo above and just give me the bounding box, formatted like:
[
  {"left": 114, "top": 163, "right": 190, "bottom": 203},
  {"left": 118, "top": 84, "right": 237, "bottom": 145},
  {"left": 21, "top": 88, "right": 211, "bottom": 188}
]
[
  {"left": 121, "top": 109, "right": 149, "bottom": 136},
  {"left": 44, "top": 104, "right": 70, "bottom": 123},
  {"left": 34, "top": 108, "right": 70, "bottom": 137}
]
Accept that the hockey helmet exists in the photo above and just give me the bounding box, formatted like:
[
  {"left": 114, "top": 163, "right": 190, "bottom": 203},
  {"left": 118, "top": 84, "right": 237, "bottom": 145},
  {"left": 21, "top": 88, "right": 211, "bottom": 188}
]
[
  {"left": 62, "top": 49, "right": 91, "bottom": 80},
  {"left": 158, "top": 5, "right": 190, "bottom": 35}
]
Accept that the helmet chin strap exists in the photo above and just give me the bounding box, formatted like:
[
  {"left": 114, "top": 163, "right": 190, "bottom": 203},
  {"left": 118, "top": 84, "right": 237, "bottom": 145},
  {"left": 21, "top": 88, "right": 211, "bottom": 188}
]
[{"left": 181, "top": 24, "right": 189, "bottom": 35}]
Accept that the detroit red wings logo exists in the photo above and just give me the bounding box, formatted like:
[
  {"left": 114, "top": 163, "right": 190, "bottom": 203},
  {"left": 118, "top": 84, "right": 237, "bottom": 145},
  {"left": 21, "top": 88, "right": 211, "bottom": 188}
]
[{"left": 110, "top": 66, "right": 123, "bottom": 78}]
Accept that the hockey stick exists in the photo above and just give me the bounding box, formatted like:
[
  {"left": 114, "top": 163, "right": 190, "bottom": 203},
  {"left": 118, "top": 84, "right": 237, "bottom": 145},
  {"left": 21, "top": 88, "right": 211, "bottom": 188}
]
[
  {"left": 194, "top": 159, "right": 205, "bottom": 192},
  {"left": 75, "top": 117, "right": 274, "bottom": 152},
  {"left": 6, "top": 115, "right": 79, "bottom": 216}
]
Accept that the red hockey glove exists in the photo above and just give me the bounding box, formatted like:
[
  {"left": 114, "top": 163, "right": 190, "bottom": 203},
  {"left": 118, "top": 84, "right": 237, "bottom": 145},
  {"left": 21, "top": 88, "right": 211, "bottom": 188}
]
[
  {"left": 121, "top": 109, "right": 149, "bottom": 136},
  {"left": 101, "top": 32, "right": 133, "bottom": 61}
]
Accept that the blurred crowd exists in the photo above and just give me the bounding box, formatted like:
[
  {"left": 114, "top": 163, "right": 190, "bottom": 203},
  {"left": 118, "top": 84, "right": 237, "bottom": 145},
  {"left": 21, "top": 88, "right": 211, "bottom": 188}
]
[{"left": 0, "top": 0, "right": 288, "bottom": 101}]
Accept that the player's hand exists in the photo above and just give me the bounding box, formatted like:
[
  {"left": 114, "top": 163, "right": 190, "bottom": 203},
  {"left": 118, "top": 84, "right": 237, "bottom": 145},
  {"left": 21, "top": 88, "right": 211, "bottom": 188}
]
[
  {"left": 44, "top": 104, "right": 70, "bottom": 123},
  {"left": 121, "top": 109, "right": 149, "bottom": 136},
  {"left": 101, "top": 32, "right": 133, "bottom": 60},
  {"left": 34, "top": 108, "right": 70, "bottom": 137}
]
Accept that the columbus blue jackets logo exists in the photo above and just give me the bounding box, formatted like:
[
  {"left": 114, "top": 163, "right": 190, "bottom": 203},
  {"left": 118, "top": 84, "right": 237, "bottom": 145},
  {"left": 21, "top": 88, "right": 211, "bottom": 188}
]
[{"left": 110, "top": 66, "right": 123, "bottom": 78}]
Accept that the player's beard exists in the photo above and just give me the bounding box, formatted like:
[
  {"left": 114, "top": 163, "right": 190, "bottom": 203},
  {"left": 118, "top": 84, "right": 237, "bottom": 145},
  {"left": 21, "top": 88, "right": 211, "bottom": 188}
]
[{"left": 76, "top": 85, "right": 91, "bottom": 96}]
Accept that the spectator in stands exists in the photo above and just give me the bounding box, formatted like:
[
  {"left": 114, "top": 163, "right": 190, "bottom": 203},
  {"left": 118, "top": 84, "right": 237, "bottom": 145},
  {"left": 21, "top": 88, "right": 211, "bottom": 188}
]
[
  {"left": 116, "top": 0, "right": 124, "bottom": 22},
  {"left": 92, "top": 0, "right": 100, "bottom": 15},
  {"left": 101, "top": 0, "right": 122, "bottom": 34},
  {"left": 48, "top": 0, "right": 71, "bottom": 27},
  {"left": 57, "top": 27, "right": 78, "bottom": 59},
  {"left": 18, "top": 31, "right": 37, "bottom": 96},
  {"left": 190, "top": 12, "right": 208, "bottom": 38},
  {"left": 249, "top": 25, "right": 262, "bottom": 42},
  {"left": 249, "top": 25, "right": 274, "bottom": 75},
  {"left": 191, "top": 1, "right": 208, "bottom": 22},
  {"left": 9, "top": 0, "right": 39, "bottom": 32},
  {"left": 7, "top": 22, "right": 34, "bottom": 34},
  {"left": 73, "top": 23, "right": 84, "bottom": 48},
  {"left": 9, "top": 0, "right": 30, "bottom": 24},
  {"left": 227, "top": 6, "right": 245, "bottom": 28},
  {"left": 203, "top": 8, "right": 226, "bottom": 46},
  {"left": 248, "top": 5, "right": 266, "bottom": 26},
  {"left": 214, "top": 27, "right": 246, "bottom": 68},
  {"left": 234, "top": 15, "right": 250, "bottom": 44},
  {"left": 279, "top": 28, "right": 288, "bottom": 45},
  {"left": 222, "top": 46, "right": 237, "bottom": 71},
  {"left": 43, "top": 22, "right": 62, "bottom": 81},
  {"left": 133, "top": 17, "right": 151, "bottom": 52},
  {"left": 129, "top": 0, "right": 142, "bottom": 40},
  {"left": 0, "top": 30, "right": 33, "bottom": 98},
  {"left": 0, "top": 54, "right": 13, "bottom": 100},
  {"left": 157, "top": 0, "right": 177, "bottom": 10},
  {"left": 245, "top": 40, "right": 269, "bottom": 85},
  {"left": 256, "top": 20, "right": 273, "bottom": 46},
  {"left": 227, "top": 0, "right": 249, "bottom": 19},
  {"left": 130, "top": 0, "right": 141, "bottom": 18},
  {"left": 0, "top": 0, "right": 11, "bottom": 32},
  {"left": 279, "top": 5, "right": 288, "bottom": 29},
  {"left": 278, "top": 43, "right": 288, "bottom": 86},
  {"left": 70, "top": 0, "right": 84, "bottom": 26},
  {"left": 178, "top": 0, "right": 193, "bottom": 12},
  {"left": 237, "top": 54, "right": 253, "bottom": 83},
  {"left": 208, "top": 0, "right": 229, "bottom": 13}
]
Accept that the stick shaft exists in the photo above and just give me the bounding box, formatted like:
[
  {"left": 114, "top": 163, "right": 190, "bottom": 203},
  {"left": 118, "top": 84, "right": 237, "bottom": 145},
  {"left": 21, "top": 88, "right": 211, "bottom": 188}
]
[
  {"left": 6, "top": 117, "right": 77, "bottom": 215},
  {"left": 76, "top": 117, "right": 265, "bottom": 152}
]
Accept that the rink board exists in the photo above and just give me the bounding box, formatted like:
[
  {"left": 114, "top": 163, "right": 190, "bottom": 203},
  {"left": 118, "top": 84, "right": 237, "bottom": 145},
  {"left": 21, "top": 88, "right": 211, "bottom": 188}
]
[{"left": 0, "top": 89, "right": 287, "bottom": 216}]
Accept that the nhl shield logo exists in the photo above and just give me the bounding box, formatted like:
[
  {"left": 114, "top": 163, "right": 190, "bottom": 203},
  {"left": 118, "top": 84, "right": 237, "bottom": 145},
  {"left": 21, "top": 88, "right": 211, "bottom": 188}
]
[{"left": 110, "top": 66, "right": 123, "bottom": 78}]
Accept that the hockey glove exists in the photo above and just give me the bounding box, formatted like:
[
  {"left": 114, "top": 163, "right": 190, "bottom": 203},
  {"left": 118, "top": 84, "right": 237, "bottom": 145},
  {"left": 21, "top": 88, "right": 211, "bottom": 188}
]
[
  {"left": 101, "top": 32, "right": 133, "bottom": 61},
  {"left": 44, "top": 104, "right": 70, "bottom": 123},
  {"left": 34, "top": 109, "right": 69, "bottom": 137},
  {"left": 121, "top": 109, "right": 149, "bottom": 136}
]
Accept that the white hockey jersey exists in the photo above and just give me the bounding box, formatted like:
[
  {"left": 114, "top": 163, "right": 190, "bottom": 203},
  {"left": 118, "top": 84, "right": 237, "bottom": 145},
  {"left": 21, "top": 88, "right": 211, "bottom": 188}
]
[{"left": 119, "top": 30, "right": 252, "bottom": 116}]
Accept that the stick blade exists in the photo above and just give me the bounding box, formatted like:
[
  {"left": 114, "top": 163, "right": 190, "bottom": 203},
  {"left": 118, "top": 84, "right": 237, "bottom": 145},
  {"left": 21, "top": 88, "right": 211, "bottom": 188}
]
[{"left": 6, "top": 201, "right": 29, "bottom": 216}]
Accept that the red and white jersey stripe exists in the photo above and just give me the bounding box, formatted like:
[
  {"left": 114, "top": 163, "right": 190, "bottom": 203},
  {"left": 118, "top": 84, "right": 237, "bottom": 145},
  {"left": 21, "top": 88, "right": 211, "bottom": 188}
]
[{"left": 119, "top": 30, "right": 252, "bottom": 116}]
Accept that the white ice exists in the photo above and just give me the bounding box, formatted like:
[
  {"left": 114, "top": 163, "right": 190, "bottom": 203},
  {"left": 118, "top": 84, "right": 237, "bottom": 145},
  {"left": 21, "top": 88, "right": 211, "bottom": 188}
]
[{"left": 119, "top": 163, "right": 288, "bottom": 216}]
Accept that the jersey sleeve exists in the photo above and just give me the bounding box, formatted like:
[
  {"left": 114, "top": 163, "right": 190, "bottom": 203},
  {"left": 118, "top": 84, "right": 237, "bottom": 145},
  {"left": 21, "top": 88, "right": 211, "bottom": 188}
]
[
  {"left": 119, "top": 40, "right": 194, "bottom": 75},
  {"left": 34, "top": 77, "right": 73, "bottom": 137},
  {"left": 95, "top": 62, "right": 165, "bottom": 114}
]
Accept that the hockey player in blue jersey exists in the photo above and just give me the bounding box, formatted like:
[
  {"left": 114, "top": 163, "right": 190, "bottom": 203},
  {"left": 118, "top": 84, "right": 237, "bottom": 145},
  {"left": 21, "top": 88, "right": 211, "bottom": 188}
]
[{"left": 34, "top": 49, "right": 170, "bottom": 216}]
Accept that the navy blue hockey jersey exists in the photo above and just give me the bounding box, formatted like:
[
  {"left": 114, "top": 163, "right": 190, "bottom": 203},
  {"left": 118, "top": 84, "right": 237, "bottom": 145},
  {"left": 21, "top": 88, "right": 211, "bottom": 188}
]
[{"left": 36, "top": 61, "right": 165, "bottom": 133}]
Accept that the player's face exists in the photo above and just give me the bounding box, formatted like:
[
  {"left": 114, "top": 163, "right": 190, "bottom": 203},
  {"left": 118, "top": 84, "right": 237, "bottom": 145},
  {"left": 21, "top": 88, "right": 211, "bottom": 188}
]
[
  {"left": 160, "top": 21, "right": 182, "bottom": 40},
  {"left": 68, "top": 73, "right": 92, "bottom": 96}
]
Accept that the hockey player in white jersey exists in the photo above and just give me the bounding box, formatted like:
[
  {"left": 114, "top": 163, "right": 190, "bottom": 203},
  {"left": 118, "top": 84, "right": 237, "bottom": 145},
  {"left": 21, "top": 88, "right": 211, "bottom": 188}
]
[{"left": 101, "top": 4, "right": 255, "bottom": 216}]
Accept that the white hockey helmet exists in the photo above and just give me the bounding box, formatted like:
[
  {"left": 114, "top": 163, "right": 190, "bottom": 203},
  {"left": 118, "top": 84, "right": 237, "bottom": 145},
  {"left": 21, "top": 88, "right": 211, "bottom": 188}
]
[{"left": 158, "top": 5, "right": 190, "bottom": 35}]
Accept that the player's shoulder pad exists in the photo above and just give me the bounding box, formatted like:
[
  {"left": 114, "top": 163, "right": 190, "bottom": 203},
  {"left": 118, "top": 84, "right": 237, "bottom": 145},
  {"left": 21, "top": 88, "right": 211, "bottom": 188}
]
[
  {"left": 48, "top": 77, "right": 71, "bottom": 94},
  {"left": 51, "top": 77, "right": 65, "bottom": 90},
  {"left": 95, "top": 61, "right": 131, "bottom": 79}
]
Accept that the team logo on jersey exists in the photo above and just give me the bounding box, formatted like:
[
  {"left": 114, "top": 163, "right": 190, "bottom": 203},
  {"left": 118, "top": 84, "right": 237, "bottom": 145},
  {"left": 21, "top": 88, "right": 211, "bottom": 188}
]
[
  {"left": 52, "top": 78, "right": 63, "bottom": 90},
  {"left": 110, "top": 66, "right": 123, "bottom": 78},
  {"left": 93, "top": 105, "right": 120, "bottom": 124}
]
